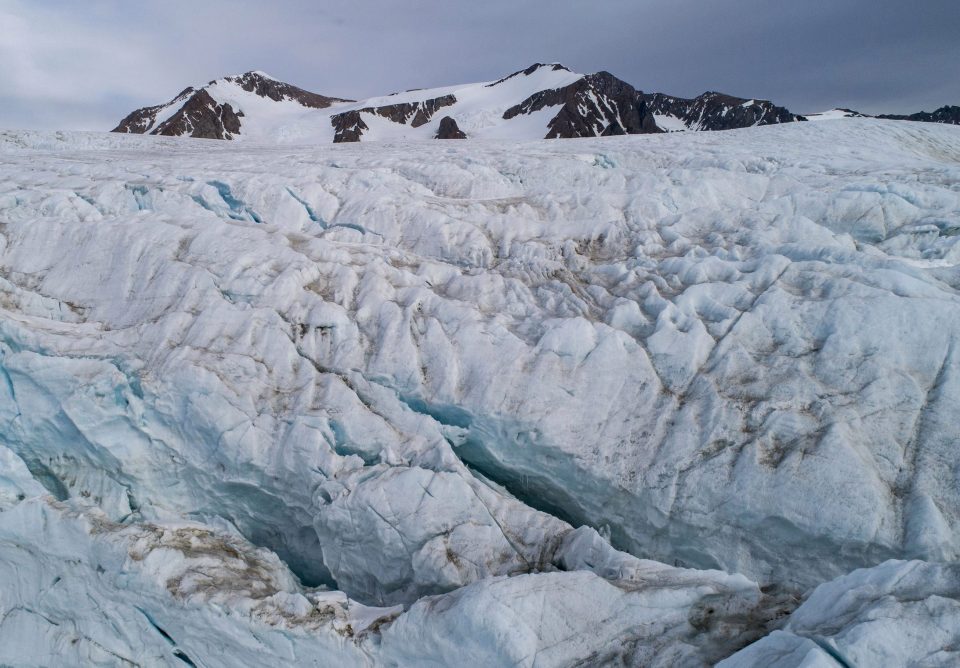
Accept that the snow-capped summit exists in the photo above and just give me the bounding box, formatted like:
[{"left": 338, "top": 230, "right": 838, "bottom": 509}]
[
  {"left": 115, "top": 64, "right": 838, "bottom": 143},
  {"left": 111, "top": 68, "right": 960, "bottom": 143},
  {"left": 326, "top": 63, "right": 661, "bottom": 142},
  {"left": 114, "top": 63, "right": 665, "bottom": 143},
  {"left": 112, "top": 71, "right": 352, "bottom": 140}
]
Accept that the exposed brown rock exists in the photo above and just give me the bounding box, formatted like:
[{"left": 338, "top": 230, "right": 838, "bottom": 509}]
[
  {"left": 877, "top": 105, "right": 960, "bottom": 125},
  {"left": 833, "top": 108, "right": 868, "bottom": 118},
  {"left": 486, "top": 63, "right": 570, "bottom": 88},
  {"left": 643, "top": 92, "right": 803, "bottom": 131},
  {"left": 153, "top": 89, "right": 244, "bottom": 140},
  {"left": 112, "top": 88, "right": 195, "bottom": 134},
  {"left": 370, "top": 94, "right": 456, "bottom": 127},
  {"left": 330, "top": 95, "right": 458, "bottom": 142},
  {"left": 224, "top": 71, "right": 352, "bottom": 109},
  {"left": 111, "top": 73, "right": 349, "bottom": 139},
  {"left": 435, "top": 116, "right": 466, "bottom": 139},
  {"left": 331, "top": 111, "right": 369, "bottom": 143},
  {"left": 111, "top": 64, "right": 819, "bottom": 143},
  {"left": 503, "top": 71, "right": 659, "bottom": 138},
  {"left": 112, "top": 104, "right": 165, "bottom": 134}
]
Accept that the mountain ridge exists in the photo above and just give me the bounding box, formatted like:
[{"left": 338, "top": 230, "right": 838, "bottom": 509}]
[
  {"left": 877, "top": 105, "right": 960, "bottom": 125},
  {"left": 112, "top": 65, "right": 959, "bottom": 143}
]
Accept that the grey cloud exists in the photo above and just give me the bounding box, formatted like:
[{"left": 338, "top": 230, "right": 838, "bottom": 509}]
[{"left": 1, "top": 0, "right": 957, "bottom": 130}]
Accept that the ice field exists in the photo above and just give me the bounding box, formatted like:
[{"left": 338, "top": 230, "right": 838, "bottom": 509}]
[{"left": 1, "top": 119, "right": 960, "bottom": 665}]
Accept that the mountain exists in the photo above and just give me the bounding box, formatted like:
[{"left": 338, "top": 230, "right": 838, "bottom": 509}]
[
  {"left": 643, "top": 91, "right": 804, "bottom": 131},
  {"left": 113, "top": 65, "right": 814, "bottom": 143},
  {"left": 113, "top": 64, "right": 662, "bottom": 142},
  {"left": 112, "top": 71, "right": 352, "bottom": 140},
  {"left": 498, "top": 69, "right": 659, "bottom": 137},
  {"left": 877, "top": 105, "right": 960, "bottom": 125},
  {"left": 112, "top": 68, "right": 960, "bottom": 143}
]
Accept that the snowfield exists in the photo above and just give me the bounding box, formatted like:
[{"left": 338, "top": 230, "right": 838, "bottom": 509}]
[{"left": 1, "top": 119, "right": 960, "bottom": 666}]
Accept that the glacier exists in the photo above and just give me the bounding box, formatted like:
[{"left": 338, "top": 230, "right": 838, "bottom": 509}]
[{"left": 1, "top": 118, "right": 959, "bottom": 665}]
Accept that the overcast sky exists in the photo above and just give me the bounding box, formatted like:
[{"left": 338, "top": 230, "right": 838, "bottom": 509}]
[{"left": 2, "top": 0, "right": 958, "bottom": 130}]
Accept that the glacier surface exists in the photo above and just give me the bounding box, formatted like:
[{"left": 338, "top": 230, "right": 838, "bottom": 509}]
[{"left": 1, "top": 119, "right": 959, "bottom": 665}]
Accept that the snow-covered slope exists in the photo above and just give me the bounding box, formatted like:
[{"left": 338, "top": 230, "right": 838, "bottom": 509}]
[
  {"left": 803, "top": 108, "right": 869, "bottom": 122},
  {"left": 113, "top": 64, "right": 659, "bottom": 143},
  {"left": 112, "top": 67, "right": 958, "bottom": 144},
  {"left": 2, "top": 119, "right": 960, "bottom": 664}
]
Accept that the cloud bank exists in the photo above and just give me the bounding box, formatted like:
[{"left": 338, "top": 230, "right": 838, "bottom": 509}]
[{"left": 1, "top": 0, "right": 957, "bottom": 130}]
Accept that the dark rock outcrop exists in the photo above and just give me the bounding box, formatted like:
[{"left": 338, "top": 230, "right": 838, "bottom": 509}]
[
  {"left": 486, "top": 63, "right": 570, "bottom": 88},
  {"left": 503, "top": 71, "right": 659, "bottom": 138},
  {"left": 330, "top": 111, "right": 369, "bottom": 143},
  {"left": 368, "top": 95, "right": 456, "bottom": 127},
  {"left": 224, "top": 71, "right": 350, "bottom": 109},
  {"left": 833, "top": 108, "right": 868, "bottom": 118},
  {"left": 150, "top": 89, "right": 243, "bottom": 140},
  {"left": 877, "top": 106, "right": 960, "bottom": 125},
  {"left": 330, "top": 95, "right": 457, "bottom": 142},
  {"left": 112, "top": 88, "right": 195, "bottom": 134},
  {"left": 112, "top": 71, "right": 349, "bottom": 139},
  {"left": 644, "top": 92, "right": 804, "bottom": 131},
  {"left": 435, "top": 116, "right": 467, "bottom": 139},
  {"left": 112, "top": 103, "right": 166, "bottom": 135},
  {"left": 113, "top": 64, "right": 822, "bottom": 142}
]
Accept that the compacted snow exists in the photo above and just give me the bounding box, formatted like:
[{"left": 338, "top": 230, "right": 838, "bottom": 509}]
[{"left": 1, "top": 119, "right": 960, "bottom": 665}]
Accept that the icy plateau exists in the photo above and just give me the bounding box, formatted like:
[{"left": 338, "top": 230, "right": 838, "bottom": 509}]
[{"left": 1, "top": 118, "right": 960, "bottom": 666}]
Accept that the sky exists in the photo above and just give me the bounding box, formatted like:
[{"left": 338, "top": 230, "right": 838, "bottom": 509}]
[{"left": 2, "top": 0, "right": 958, "bottom": 131}]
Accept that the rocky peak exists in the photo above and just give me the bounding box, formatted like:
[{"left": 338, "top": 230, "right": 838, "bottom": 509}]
[
  {"left": 112, "top": 87, "right": 196, "bottom": 135},
  {"left": 151, "top": 89, "right": 243, "bottom": 140},
  {"left": 112, "top": 72, "right": 349, "bottom": 140},
  {"left": 112, "top": 64, "right": 820, "bottom": 142},
  {"left": 503, "top": 70, "right": 659, "bottom": 138}
]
